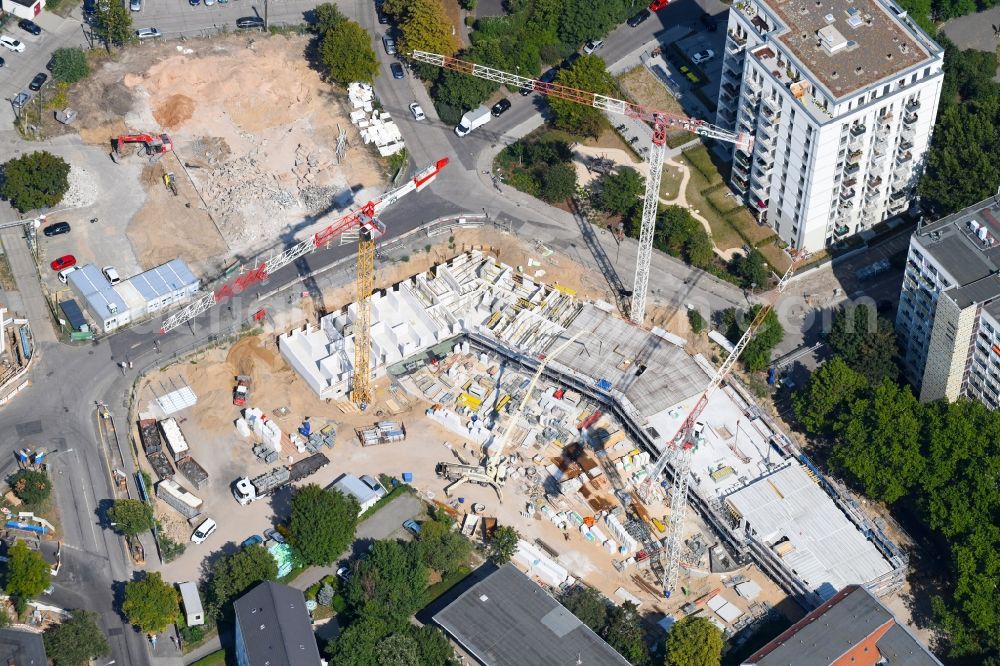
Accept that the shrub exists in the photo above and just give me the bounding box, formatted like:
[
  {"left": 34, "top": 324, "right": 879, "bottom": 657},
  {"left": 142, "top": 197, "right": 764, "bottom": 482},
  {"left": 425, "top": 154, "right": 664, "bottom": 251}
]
[
  {"left": 0, "top": 152, "right": 71, "bottom": 213},
  {"left": 50, "top": 48, "right": 89, "bottom": 83},
  {"left": 687, "top": 308, "right": 706, "bottom": 334},
  {"left": 9, "top": 469, "right": 51, "bottom": 505}
]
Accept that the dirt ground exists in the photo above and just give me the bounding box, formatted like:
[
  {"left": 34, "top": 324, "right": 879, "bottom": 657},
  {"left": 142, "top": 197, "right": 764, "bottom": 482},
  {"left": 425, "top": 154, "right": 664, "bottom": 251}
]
[{"left": 71, "top": 34, "right": 385, "bottom": 262}]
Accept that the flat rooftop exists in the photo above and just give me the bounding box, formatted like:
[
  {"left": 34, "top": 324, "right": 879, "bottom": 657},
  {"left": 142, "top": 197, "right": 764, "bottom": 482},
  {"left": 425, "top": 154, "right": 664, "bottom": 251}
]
[
  {"left": 434, "top": 564, "right": 630, "bottom": 666},
  {"left": 767, "top": 0, "right": 930, "bottom": 97}
]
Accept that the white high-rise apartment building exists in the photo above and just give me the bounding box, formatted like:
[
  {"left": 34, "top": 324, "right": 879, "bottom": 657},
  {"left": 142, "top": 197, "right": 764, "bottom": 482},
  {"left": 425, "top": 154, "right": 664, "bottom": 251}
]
[{"left": 717, "top": 0, "right": 944, "bottom": 252}]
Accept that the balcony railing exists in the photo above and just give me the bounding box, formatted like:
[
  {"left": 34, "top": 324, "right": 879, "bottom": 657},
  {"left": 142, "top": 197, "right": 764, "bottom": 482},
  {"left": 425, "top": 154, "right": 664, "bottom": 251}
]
[
  {"left": 834, "top": 224, "right": 850, "bottom": 237},
  {"left": 867, "top": 176, "right": 883, "bottom": 189},
  {"left": 844, "top": 162, "right": 861, "bottom": 176},
  {"left": 899, "top": 139, "right": 914, "bottom": 151},
  {"left": 896, "top": 151, "right": 913, "bottom": 165},
  {"left": 729, "top": 29, "right": 748, "bottom": 46},
  {"left": 903, "top": 112, "right": 918, "bottom": 125},
  {"left": 847, "top": 149, "right": 863, "bottom": 164},
  {"left": 906, "top": 99, "right": 921, "bottom": 113},
  {"left": 843, "top": 177, "right": 858, "bottom": 188},
  {"left": 840, "top": 188, "right": 856, "bottom": 200},
  {"left": 735, "top": 151, "right": 751, "bottom": 169},
  {"left": 733, "top": 175, "right": 749, "bottom": 192},
  {"left": 850, "top": 124, "right": 867, "bottom": 137},
  {"left": 840, "top": 199, "right": 855, "bottom": 211}
]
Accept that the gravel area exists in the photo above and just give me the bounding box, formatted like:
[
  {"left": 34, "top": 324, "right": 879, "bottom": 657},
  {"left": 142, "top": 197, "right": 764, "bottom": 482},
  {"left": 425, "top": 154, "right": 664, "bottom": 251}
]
[{"left": 61, "top": 165, "right": 99, "bottom": 210}]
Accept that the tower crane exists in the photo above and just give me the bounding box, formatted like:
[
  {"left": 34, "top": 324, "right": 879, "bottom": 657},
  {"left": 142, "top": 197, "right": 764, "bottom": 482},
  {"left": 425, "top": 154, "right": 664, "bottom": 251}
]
[
  {"left": 410, "top": 51, "right": 752, "bottom": 325},
  {"left": 645, "top": 253, "right": 805, "bottom": 596},
  {"left": 160, "top": 158, "right": 450, "bottom": 407},
  {"left": 435, "top": 331, "right": 582, "bottom": 502}
]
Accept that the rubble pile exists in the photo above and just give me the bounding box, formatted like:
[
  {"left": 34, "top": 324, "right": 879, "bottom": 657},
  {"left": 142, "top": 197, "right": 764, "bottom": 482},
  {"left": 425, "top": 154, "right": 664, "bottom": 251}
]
[
  {"left": 61, "top": 166, "right": 99, "bottom": 209},
  {"left": 201, "top": 150, "right": 297, "bottom": 243}
]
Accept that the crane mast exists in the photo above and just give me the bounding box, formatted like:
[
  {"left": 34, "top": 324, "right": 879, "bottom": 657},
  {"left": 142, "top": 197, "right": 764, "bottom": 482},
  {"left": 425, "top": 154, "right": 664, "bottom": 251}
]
[
  {"left": 160, "top": 158, "right": 450, "bottom": 407},
  {"left": 410, "top": 51, "right": 750, "bottom": 325}
]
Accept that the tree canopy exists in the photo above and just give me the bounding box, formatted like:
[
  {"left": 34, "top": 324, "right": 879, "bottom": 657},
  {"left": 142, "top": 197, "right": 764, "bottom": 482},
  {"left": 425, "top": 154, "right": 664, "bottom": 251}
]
[
  {"left": 665, "top": 616, "right": 723, "bottom": 666},
  {"left": 92, "top": 1, "right": 133, "bottom": 48},
  {"left": 0, "top": 152, "right": 71, "bottom": 214},
  {"left": 345, "top": 540, "right": 428, "bottom": 628},
  {"left": 288, "top": 484, "right": 359, "bottom": 566},
  {"left": 488, "top": 525, "right": 519, "bottom": 565},
  {"left": 107, "top": 499, "right": 155, "bottom": 536},
  {"left": 415, "top": 514, "right": 472, "bottom": 573},
  {"left": 311, "top": 2, "right": 347, "bottom": 33},
  {"left": 603, "top": 601, "right": 649, "bottom": 665},
  {"left": 384, "top": 0, "right": 459, "bottom": 58},
  {"left": 562, "top": 585, "right": 609, "bottom": 634},
  {"left": 44, "top": 609, "right": 110, "bottom": 666},
  {"left": 826, "top": 304, "right": 899, "bottom": 384},
  {"left": 50, "top": 48, "right": 89, "bottom": 84},
  {"left": 598, "top": 167, "right": 644, "bottom": 218},
  {"left": 208, "top": 544, "right": 278, "bottom": 613},
  {"left": 792, "top": 357, "right": 868, "bottom": 436},
  {"left": 550, "top": 55, "right": 615, "bottom": 137},
  {"left": 728, "top": 249, "right": 769, "bottom": 290},
  {"left": 4, "top": 540, "right": 51, "bottom": 601},
  {"left": 721, "top": 305, "right": 784, "bottom": 372},
  {"left": 122, "top": 572, "right": 178, "bottom": 634},
  {"left": 656, "top": 206, "right": 713, "bottom": 270},
  {"left": 320, "top": 20, "right": 380, "bottom": 85},
  {"left": 9, "top": 469, "right": 51, "bottom": 505}
]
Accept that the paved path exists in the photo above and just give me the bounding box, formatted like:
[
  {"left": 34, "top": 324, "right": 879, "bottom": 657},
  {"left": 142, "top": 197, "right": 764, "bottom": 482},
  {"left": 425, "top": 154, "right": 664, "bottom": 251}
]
[{"left": 0, "top": 227, "right": 55, "bottom": 342}]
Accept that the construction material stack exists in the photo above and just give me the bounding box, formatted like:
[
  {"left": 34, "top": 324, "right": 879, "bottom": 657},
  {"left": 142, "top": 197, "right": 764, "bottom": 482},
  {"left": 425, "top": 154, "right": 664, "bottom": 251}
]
[
  {"left": 347, "top": 82, "right": 404, "bottom": 157},
  {"left": 356, "top": 421, "right": 406, "bottom": 446},
  {"left": 139, "top": 418, "right": 175, "bottom": 480}
]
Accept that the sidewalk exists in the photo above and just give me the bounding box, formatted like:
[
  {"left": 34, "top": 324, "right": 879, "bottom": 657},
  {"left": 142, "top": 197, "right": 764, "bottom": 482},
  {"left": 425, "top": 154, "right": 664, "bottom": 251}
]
[{"left": 1, "top": 227, "right": 55, "bottom": 343}]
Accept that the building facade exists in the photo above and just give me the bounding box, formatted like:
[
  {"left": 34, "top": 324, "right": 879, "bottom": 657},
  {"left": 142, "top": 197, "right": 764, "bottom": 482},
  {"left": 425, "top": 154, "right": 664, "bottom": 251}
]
[
  {"left": 717, "top": 0, "right": 943, "bottom": 252},
  {"left": 895, "top": 196, "right": 1000, "bottom": 406}
]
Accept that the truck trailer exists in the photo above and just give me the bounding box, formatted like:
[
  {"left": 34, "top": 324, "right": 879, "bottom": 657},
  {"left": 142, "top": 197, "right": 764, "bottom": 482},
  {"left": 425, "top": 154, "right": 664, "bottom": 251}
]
[
  {"left": 233, "top": 452, "right": 330, "bottom": 505},
  {"left": 156, "top": 478, "right": 204, "bottom": 520},
  {"left": 159, "top": 418, "right": 191, "bottom": 461},
  {"left": 455, "top": 106, "right": 491, "bottom": 137}
]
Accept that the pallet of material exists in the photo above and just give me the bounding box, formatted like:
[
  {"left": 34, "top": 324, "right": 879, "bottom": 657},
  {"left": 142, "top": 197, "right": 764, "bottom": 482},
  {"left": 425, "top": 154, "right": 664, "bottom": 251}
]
[
  {"left": 176, "top": 456, "right": 209, "bottom": 489},
  {"left": 147, "top": 450, "right": 174, "bottom": 480}
]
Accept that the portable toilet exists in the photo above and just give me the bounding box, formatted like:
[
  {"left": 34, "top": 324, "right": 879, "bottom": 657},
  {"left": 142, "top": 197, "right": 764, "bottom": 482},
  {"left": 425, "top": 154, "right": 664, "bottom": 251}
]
[{"left": 178, "top": 581, "right": 204, "bottom": 626}]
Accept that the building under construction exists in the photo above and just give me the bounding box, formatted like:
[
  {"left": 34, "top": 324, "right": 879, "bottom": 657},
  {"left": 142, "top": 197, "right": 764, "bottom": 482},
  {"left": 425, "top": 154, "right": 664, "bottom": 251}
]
[{"left": 279, "top": 251, "right": 906, "bottom": 610}]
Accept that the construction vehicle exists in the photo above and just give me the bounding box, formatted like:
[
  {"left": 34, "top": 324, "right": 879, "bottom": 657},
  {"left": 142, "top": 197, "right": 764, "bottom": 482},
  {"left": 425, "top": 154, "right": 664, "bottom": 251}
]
[
  {"left": 232, "top": 375, "right": 251, "bottom": 406},
  {"left": 112, "top": 133, "right": 173, "bottom": 160},
  {"left": 233, "top": 452, "right": 330, "bottom": 505},
  {"left": 163, "top": 171, "right": 178, "bottom": 195},
  {"left": 435, "top": 331, "right": 581, "bottom": 502},
  {"left": 411, "top": 51, "right": 751, "bottom": 325},
  {"left": 159, "top": 157, "right": 449, "bottom": 410}
]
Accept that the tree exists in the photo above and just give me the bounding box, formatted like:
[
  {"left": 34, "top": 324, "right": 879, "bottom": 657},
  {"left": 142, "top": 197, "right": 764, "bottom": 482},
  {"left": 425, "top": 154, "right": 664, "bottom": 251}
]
[
  {"left": 375, "top": 632, "right": 420, "bottom": 665},
  {"left": 50, "top": 48, "right": 89, "bottom": 84},
  {"left": 320, "top": 20, "right": 380, "bottom": 85},
  {"left": 556, "top": 0, "right": 630, "bottom": 46},
  {"left": 311, "top": 2, "right": 347, "bottom": 33},
  {"left": 326, "top": 617, "right": 389, "bottom": 666},
  {"left": 562, "top": 585, "right": 608, "bottom": 634},
  {"left": 665, "top": 616, "right": 723, "bottom": 666},
  {"left": 44, "top": 609, "right": 110, "bottom": 666},
  {"left": 826, "top": 304, "right": 899, "bottom": 384},
  {"left": 345, "top": 540, "right": 428, "bottom": 627},
  {"left": 288, "top": 484, "right": 359, "bottom": 566},
  {"left": 93, "top": 1, "right": 133, "bottom": 48},
  {"left": 728, "top": 249, "right": 769, "bottom": 290},
  {"left": 416, "top": 515, "right": 472, "bottom": 573},
  {"left": 687, "top": 308, "right": 706, "bottom": 335},
  {"left": 8, "top": 469, "right": 52, "bottom": 505},
  {"left": 602, "top": 602, "right": 649, "bottom": 665},
  {"left": 721, "top": 305, "right": 784, "bottom": 372},
  {"left": 792, "top": 357, "right": 867, "bottom": 436},
  {"left": 598, "top": 167, "right": 644, "bottom": 217},
  {"left": 0, "top": 152, "right": 71, "bottom": 214},
  {"left": 122, "top": 571, "right": 178, "bottom": 634},
  {"left": 107, "top": 499, "right": 154, "bottom": 536},
  {"left": 656, "top": 206, "right": 713, "bottom": 269},
  {"left": 831, "top": 379, "right": 924, "bottom": 503},
  {"left": 550, "top": 55, "right": 615, "bottom": 137},
  {"left": 208, "top": 544, "right": 278, "bottom": 611},
  {"left": 4, "top": 540, "right": 51, "bottom": 601},
  {"left": 539, "top": 163, "right": 578, "bottom": 203},
  {"left": 431, "top": 61, "right": 498, "bottom": 124},
  {"left": 488, "top": 525, "right": 519, "bottom": 565},
  {"left": 392, "top": 0, "right": 459, "bottom": 58},
  {"left": 407, "top": 625, "right": 455, "bottom": 664}
]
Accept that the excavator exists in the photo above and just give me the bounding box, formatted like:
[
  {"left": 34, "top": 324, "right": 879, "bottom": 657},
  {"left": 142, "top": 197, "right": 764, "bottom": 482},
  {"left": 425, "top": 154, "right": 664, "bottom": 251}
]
[
  {"left": 111, "top": 133, "right": 173, "bottom": 161},
  {"left": 435, "top": 331, "right": 582, "bottom": 502}
]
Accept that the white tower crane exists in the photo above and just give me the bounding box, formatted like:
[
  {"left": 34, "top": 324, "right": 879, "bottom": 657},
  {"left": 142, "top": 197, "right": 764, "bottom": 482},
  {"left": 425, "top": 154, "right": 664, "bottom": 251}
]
[{"left": 409, "top": 51, "right": 752, "bottom": 325}]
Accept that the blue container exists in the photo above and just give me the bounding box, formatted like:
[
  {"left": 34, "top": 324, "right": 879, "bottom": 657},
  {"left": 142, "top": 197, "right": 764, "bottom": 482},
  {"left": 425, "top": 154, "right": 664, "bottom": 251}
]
[{"left": 402, "top": 472, "right": 413, "bottom": 482}]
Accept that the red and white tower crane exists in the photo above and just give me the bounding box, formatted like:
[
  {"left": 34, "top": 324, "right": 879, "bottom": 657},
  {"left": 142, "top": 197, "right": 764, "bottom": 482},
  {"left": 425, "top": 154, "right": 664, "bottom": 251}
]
[{"left": 410, "top": 51, "right": 752, "bottom": 324}]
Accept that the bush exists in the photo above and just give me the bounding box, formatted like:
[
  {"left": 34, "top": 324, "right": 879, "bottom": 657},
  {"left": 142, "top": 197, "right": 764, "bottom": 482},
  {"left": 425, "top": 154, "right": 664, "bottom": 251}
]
[
  {"left": 460, "top": 0, "right": 476, "bottom": 8},
  {"left": 179, "top": 624, "right": 204, "bottom": 644},
  {"left": 9, "top": 469, "right": 51, "bottom": 505},
  {"left": 0, "top": 152, "right": 71, "bottom": 213},
  {"left": 107, "top": 499, "right": 154, "bottom": 536},
  {"left": 50, "top": 48, "right": 89, "bottom": 83},
  {"left": 687, "top": 308, "right": 706, "bottom": 334},
  {"left": 539, "top": 163, "right": 578, "bottom": 203}
]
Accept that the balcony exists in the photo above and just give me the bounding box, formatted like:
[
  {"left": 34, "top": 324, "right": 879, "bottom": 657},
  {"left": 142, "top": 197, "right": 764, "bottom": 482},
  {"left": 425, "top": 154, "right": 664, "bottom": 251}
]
[
  {"left": 844, "top": 162, "right": 861, "bottom": 176},
  {"left": 729, "top": 29, "right": 748, "bottom": 46},
  {"left": 733, "top": 175, "right": 749, "bottom": 192},
  {"left": 896, "top": 151, "right": 913, "bottom": 166},
  {"left": 903, "top": 112, "right": 918, "bottom": 125},
  {"left": 850, "top": 124, "right": 867, "bottom": 137},
  {"left": 867, "top": 175, "right": 883, "bottom": 189},
  {"left": 843, "top": 177, "right": 858, "bottom": 188},
  {"left": 906, "top": 99, "right": 921, "bottom": 113},
  {"left": 834, "top": 224, "right": 850, "bottom": 237},
  {"left": 901, "top": 124, "right": 916, "bottom": 141},
  {"left": 839, "top": 199, "right": 855, "bottom": 211},
  {"left": 899, "top": 139, "right": 914, "bottom": 152},
  {"left": 727, "top": 41, "right": 746, "bottom": 58},
  {"left": 847, "top": 149, "right": 863, "bottom": 164},
  {"left": 722, "top": 82, "right": 739, "bottom": 98},
  {"left": 735, "top": 150, "right": 751, "bottom": 169},
  {"left": 840, "top": 188, "right": 856, "bottom": 200}
]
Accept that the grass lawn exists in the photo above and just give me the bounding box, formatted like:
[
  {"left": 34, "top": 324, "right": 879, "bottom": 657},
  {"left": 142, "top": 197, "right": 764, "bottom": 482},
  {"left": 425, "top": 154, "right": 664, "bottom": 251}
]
[
  {"left": 618, "top": 65, "right": 686, "bottom": 116},
  {"left": 757, "top": 242, "right": 793, "bottom": 272},
  {"left": 727, "top": 207, "right": 777, "bottom": 246},
  {"left": 190, "top": 650, "right": 228, "bottom": 666},
  {"left": 660, "top": 164, "right": 684, "bottom": 201},
  {"left": 705, "top": 183, "right": 742, "bottom": 216},
  {"left": 666, "top": 130, "right": 698, "bottom": 148},
  {"left": 681, "top": 145, "right": 723, "bottom": 186},
  {"left": 677, "top": 156, "right": 743, "bottom": 252}
]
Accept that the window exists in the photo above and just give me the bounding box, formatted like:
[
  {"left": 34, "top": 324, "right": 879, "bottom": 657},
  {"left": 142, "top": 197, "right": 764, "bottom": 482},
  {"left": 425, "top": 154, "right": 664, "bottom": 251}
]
[{"left": 883, "top": 84, "right": 890, "bottom": 95}]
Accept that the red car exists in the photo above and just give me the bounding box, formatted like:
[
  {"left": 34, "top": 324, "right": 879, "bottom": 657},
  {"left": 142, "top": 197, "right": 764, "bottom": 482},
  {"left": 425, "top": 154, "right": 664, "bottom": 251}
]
[
  {"left": 50, "top": 255, "right": 76, "bottom": 271},
  {"left": 650, "top": 0, "right": 670, "bottom": 9}
]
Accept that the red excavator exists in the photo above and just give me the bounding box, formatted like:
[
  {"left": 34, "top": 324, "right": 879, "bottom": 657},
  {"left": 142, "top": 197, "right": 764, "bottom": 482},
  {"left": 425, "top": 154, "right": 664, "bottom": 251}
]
[{"left": 111, "top": 133, "right": 172, "bottom": 161}]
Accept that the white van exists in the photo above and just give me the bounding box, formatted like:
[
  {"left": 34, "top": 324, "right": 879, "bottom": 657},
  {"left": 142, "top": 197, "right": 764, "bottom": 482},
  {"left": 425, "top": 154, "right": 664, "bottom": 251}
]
[
  {"left": 58, "top": 266, "right": 79, "bottom": 284},
  {"left": 102, "top": 266, "right": 121, "bottom": 285}
]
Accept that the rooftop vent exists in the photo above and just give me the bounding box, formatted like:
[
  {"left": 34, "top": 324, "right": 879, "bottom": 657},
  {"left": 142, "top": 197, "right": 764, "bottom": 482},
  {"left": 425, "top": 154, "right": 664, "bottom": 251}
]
[
  {"left": 818, "top": 25, "right": 849, "bottom": 53},
  {"left": 855, "top": 66, "right": 864, "bottom": 74},
  {"left": 886, "top": 52, "right": 893, "bottom": 60},
  {"left": 847, "top": 14, "right": 863, "bottom": 27},
  {"left": 824, "top": 12, "right": 835, "bottom": 22}
]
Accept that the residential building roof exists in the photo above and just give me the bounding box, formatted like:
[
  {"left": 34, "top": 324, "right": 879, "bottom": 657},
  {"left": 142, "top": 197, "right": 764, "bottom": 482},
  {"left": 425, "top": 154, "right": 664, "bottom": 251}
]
[
  {"left": 433, "top": 564, "right": 631, "bottom": 666},
  {"left": 233, "top": 581, "right": 321, "bottom": 666},
  {"left": 913, "top": 195, "right": 1000, "bottom": 288},
  {"left": 743, "top": 584, "right": 940, "bottom": 665},
  {"left": 0, "top": 628, "right": 47, "bottom": 665}
]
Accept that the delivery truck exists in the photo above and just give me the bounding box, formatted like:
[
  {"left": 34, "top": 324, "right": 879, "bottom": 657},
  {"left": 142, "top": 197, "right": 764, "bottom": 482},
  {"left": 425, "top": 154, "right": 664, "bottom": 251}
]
[
  {"left": 232, "top": 452, "right": 330, "bottom": 505},
  {"left": 455, "top": 106, "right": 491, "bottom": 137}
]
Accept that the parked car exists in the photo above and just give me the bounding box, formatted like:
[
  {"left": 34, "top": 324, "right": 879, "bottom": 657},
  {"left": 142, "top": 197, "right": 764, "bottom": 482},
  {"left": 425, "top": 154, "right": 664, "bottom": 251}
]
[
  {"left": 58, "top": 266, "right": 78, "bottom": 285},
  {"left": 241, "top": 534, "right": 264, "bottom": 548},
  {"left": 28, "top": 73, "right": 47, "bottom": 91},
  {"left": 43, "top": 222, "right": 71, "bottom": 237},
  {"left": 382, "top": 35, "right": 396, "bottom": 55},
  {"left": 189, "top": 0, "right": 200, "bottom": 5},
  {"left": 204, "top": 0, "right": 215, "bottom": 6},
  {"left": 649, "top": 0, "right": 670, "bottom": 10},
  {"left": 236, "top": 16, "right": 265, "bottom": 29},
  {"left": 135, "top": 27, "right": 162, "bottom": 39},
  {"left": 18, "top": 20, "right": 41, "bottom": 36},
  {"left": 692, "top": 49, "right": 715, "bottom": 64},
  {"left": 560, "top": 52, "right": 581, "bottom": 70},
  {"left": 539, "top": 67, "right": 558, "bottom": 84},
  {"left": 402, "top": 519, "right": 421, "bottom": 536},
  {"left": 519, "top": 82, "right": 533, "bottom": 96},
  {"left": 102, "top": 266, "right": 121, "bottom": 285},
  {"left": 491, "top": 98, "right": 511, "bottom": 117},
  {"left": 390, "top": 62, "right": 405, "bottom": 79},
  {"left": 360, "top": 475, "right": 387, "bottom": 498},
  {"left": 583, "top": 39, "right": 604, "bottom": 54},
  {"left": 51, "top": 255, "right": 76, "bottom": 271},
  {"left": 191, "top": 518, "right": 217, "bottom": 544},
  {"left": 1, "top": 36, "right": 25, "bottom": 53},
  {"left": 263, "top": 527, "right": 285, "bottom": 544},
  {"left": 376, "top": 6, "right": 389, "bottom": 24},
  {"left": 130, "top": 0, "right": 141, "bottom": 10},
  {"left": 409, "top": 102, "right": 425, "bottom": 121},
  {"left": 336, "top": 566, "right": 350, "bottom": 581},
  {"left": 627, "top": 8, "right": 651, "bottom": 26}
]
